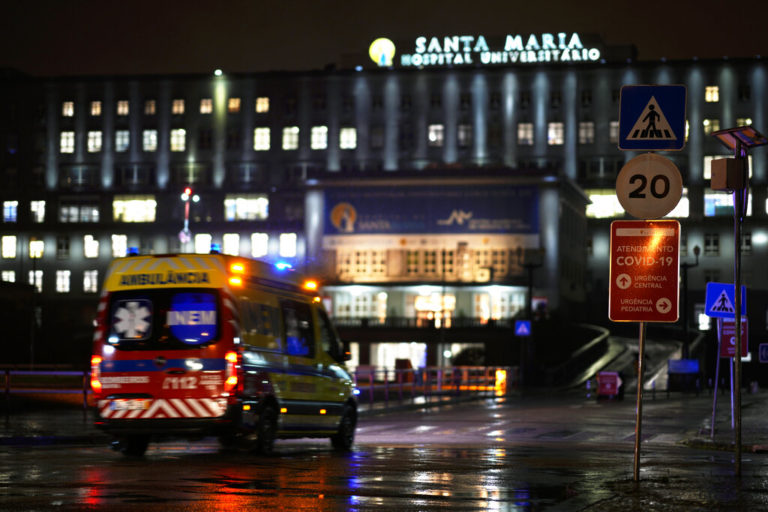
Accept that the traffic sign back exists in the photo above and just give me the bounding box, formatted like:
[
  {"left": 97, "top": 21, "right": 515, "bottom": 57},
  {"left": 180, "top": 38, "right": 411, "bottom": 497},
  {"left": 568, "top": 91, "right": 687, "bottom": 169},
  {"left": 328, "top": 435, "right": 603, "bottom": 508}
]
[{"left": 619, "top": 85, "right": 687, "bottom": 151}]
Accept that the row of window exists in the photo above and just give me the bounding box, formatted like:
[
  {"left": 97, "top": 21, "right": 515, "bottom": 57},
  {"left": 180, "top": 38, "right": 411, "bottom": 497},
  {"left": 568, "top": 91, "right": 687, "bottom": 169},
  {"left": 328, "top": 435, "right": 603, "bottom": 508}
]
[
  {"left": 57, "top": 84, "right": 742, "bottom": 119},
  {"left": 1, "top": 195, "right": 269, "bottom": 224},
  {"left": 1, "top": 269, "right": 100, "bottom": 294},
  {"left": 59, "top": 116, "right": 752, "bottom": 154},
  {"left": 0, "top": 232, "right": 298, "bottom": 260}
]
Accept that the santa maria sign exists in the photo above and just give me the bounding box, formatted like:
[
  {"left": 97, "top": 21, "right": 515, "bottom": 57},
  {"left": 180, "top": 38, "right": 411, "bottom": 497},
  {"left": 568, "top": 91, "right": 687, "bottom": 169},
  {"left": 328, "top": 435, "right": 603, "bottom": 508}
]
[
  {"left": 609, "top": 220, "right": 680, "bottom": 322},
  {"left": 370, "top": 33, "right": 602, "bottom": 68}
]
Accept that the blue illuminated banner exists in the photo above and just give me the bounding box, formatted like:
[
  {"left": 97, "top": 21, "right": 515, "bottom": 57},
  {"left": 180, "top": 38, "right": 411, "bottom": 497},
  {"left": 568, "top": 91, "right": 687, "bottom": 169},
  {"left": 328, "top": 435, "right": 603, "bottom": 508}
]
[
  {"left": 324, "top": 185, "right": 538, "bottom": 235},
  {"left": 169, "top": 292, "right": 218, "bottom": 345}
]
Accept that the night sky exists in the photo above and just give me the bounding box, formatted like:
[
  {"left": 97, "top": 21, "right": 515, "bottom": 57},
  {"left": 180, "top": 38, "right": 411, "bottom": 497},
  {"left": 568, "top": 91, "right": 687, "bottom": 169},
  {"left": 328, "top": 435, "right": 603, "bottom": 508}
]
[{"left": 2, "top": 0, "right": 768, "bottom": 77}]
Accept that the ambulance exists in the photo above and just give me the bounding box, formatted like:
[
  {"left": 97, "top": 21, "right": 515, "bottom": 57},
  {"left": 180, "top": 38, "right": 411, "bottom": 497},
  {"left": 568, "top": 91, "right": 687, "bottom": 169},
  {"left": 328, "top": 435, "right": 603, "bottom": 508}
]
[{"left": 90, "top": 251, "right": 356, "bottom": 456}]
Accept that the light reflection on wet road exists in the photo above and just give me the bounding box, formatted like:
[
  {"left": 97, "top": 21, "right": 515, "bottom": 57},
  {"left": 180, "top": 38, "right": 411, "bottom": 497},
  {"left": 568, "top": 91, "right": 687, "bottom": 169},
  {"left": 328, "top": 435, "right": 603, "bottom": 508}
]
[{"left": 1, "top": 396, "right": 767, "bottom": 510}]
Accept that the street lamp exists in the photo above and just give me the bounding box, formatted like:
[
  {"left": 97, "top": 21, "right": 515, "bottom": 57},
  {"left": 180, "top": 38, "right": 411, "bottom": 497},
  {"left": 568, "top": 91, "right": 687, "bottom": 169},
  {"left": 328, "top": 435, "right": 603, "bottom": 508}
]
[
  {"left": 710, "top": 124, "right": 768, "bottom": 477},
  {"left": 680, "top": 245, "right": 700, "bottom": 359},
  {"left": 179, "top": 186, "right": 200, "bottom": 251}
]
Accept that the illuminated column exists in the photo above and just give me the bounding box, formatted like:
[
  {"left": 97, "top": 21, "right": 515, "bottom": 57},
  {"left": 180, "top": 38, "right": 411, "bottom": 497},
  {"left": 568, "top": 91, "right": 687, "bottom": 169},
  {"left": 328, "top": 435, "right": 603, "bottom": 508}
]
[
  {"left": 750, "top": 64, "right": 766, "bottom": 182},
  {"left": 75, "top": 83, "right": 86, "bottom": 161},
  {"left": 443, "top": 73, "right": 459, "bottom": 164},
  {"left": 502, "top": 72, "right": 519, "bottom": 168},
  {"left": 563, "top": 71, "right": 577, "bottom": 179},
  {"left": 44, "top": 85, "right": 58, "bottom": 190},
  {"left": 240, "top": 78, "right": 255, "bottom": 165},
  {"left": 212, "top": 75, "right": 227, "bottom": 188},
  {"left": 471, "top": 72, "right": 488, "bottom": 165},
  {"left": 128, "top": 81, "right": 141, "bottom": 166},
  {"left": 101, "top": 81, "right": 114, "bottom": 189},
  {"left": 539, "top": 187, "right": 560, "bottom": 310},
  {"left": 413, "top": 74, "right": 429, "bottom": 168},
  {"left": 156, "top": 80, "right": 170, "bottom": 189},
  {"left": 304, "top": 189, "right": 324, "bottom": 270},
  {"left": 354, "top": 76, "right": 373, "bottom": 167},
  {"left": 384, "top": 74, "right": 399, "bottom": 171},
  {"left": 532, "top": 71, "right": 548, "bottom": 167},
  {"left": 685, "top": 66, "right": 704, "bottom": 187},
  {"left": 719, "top": 66, "right": 736, "bottom": 128},
  {"left": 327, "top": 76, "right": 340, "bottom": 172}
]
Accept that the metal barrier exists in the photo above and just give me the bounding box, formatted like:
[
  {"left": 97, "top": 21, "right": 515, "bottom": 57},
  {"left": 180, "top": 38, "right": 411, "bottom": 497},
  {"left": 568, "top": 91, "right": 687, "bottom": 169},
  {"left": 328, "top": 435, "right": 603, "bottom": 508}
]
[
  {"left": 352, "top": 366, "right": 516, "bottom": 408},
  {"left": 4, "top": 370, "right": 91, "bottom": 412}
]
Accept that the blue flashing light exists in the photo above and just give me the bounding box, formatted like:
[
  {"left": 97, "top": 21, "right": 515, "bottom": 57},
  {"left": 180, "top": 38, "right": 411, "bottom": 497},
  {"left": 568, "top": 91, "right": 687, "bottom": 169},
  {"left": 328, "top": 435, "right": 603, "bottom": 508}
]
[
  {"left": 353, "top": 388, "right": 361, "bottom": 396},
  {"left": 127, "top": 247, "right": 139, "bottom": 256},
  {"left": 210, "top": 243, "right": 221, "bottom": 254},
  {"left": 274, "top": 261, "right": 293, "bottom": 271}
]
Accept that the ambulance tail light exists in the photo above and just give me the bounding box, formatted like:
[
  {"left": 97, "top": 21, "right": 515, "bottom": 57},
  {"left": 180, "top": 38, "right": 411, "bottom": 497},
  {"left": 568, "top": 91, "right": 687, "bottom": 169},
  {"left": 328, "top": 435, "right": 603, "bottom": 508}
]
[
  {"left": 224, "top": 351, "right": 241, "bottom": 393},
  {"left": 90, "top": 355, "right": 103, "bottom": 394}
]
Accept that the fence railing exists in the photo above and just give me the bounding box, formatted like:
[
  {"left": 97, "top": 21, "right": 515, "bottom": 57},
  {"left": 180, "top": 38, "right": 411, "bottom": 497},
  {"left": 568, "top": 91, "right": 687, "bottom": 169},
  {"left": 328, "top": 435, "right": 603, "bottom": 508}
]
[
  {"left": 4, "top": 369, "right": 91, "bottom": 411},
  {"left": 352, "top": 366, "right": 517, "bottom": 408},
  {"left": 2, "top": 365, "right": 516, "bottom": 414}
]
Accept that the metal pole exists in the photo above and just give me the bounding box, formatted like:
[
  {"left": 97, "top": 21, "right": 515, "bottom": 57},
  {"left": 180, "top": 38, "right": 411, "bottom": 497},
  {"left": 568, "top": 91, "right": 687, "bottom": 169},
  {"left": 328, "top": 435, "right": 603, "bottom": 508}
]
[
  {"left": 633, "top": 321, "right": 647, "bottom": 482},
  {"left": 733, "top": 144, "right": 746, "bottom": 477},
  {"left": 711, "top": 321, "right": 722, "bottom": 439}
]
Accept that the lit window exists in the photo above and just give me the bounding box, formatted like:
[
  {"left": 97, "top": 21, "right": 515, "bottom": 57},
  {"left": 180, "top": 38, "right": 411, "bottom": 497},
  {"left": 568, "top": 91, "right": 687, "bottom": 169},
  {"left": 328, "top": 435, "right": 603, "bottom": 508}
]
[
  {"left": 60, "top": 131, "right": 75, "bottom": 153},
  {"left": 428, "top": 124, "right": 444, "bottom": 147},
  {"left": 228, "top": 98, "right": 241, "bottom": 113},
  {"left": 2, "top": 236, "right": 16, "bottom": 258},
  {"left": 3, "top": 201, "right": 17, "bottom": 222},
  {"left": 117, "top": 100, "right": 129, "bottom": 116},
  {"left": 253, "top": 127, "right": 270, "bottom": 150},
  {"left": 705, "top": 190, "right": 752, "bottom": 217},
  {"left": 170, "top": 129, "right": 186, "bottom": 152},
  {"left": 703, "top": 119, "right": 720, "bottom": 135},
  {"left": 194, "top": 233, "right": 212, "bottom": 254},
  {"left": 111, "top": 234, "right": 127, "bottom": 257},
  {"left": 87, "top": 131, "right": 102, "bottom": 152},
  {"left": 113, "top": 195, "right": 157, "bottom": 222},
  {"left": 548, "top": 122, "right": 564, "bottom": 145},
  {"left": 256, "top": 97, "right": 269, "bottom": 113},
  {"left": 28, "top": 270, "right": 42, "bottom": 293},
  {"left": 172, "top": 99, "right": 185, "bottom": 114},
  {"left": 251, "top": 233, "right": 269, "bottom": 258},
  {"left": 200, "top": 98, "right": 213, "bottom": 114},
  {"left": 29, "top": 239, "right": 44, "bottom": 259},
  {"left": 1, "top": 270, "right": 15, "bottom": 282},
  {"left": 704, "top": 233, "right": 719, "bottom": 255},
  {"left": 90, "top": 101, "right": 102, "bottom": 116},
  {"left": 222, "top": 233, "right": 240, "bottom": 255},
  {"left": 279, "top": 233, "right": 297, "bottom": 257},
  {"left": 282, "top": 126, "right": 299, "bottom": 150},
  {"left": 517, "top": 123, "right": 534, "bottom": 145},
  {"left": 115, "top": 130, "right": 130, "bottom": 152},
  {"left": 59, "top": 204, "right": 99, "bottom": 223},
  {"left": 737, "top": 117, "right": 752, "bottom": 127},
  {"left": 142, "top": 130, "right": 157, "bottom": 152},
  {"left": 609, "top": 121, "right": 620, "bottom": 144},
  {"left": 311, "top": 126, "right": 328, "bottom": 150},
  {"left": 144, "top": 99, "right": 156, "bottom": 115},
  {"left": 56, "top": 270, "right": 71, "bottom": 293},
  {"left": 30, "top": 201, "right": 45, "bottom": 223},
  {"left": 458, "top": 124, "right": 472, "bottom": 148},
  {"left": 578, "top": 122, "right": 595, "bottom": 144},
  {"left": 340, "top": 127, "right": 357, "bottom": 149},
  {"left": 84, "top": 235, "right": 99, "bottom": 258},
  {"left": 585, "top": 190, "right": 623, "bottom": 218},
  {"left": 84, "top": 270, "right": 99, "bottom": 293},
  {"left": 62, "top": 101, "right": 74, "bottom": 117},
  {"left": 705, "top": 86, "right": 719, "bottom": 103},
  {"left": 225, "top": 194, "right": 268, "bottom": 221}
]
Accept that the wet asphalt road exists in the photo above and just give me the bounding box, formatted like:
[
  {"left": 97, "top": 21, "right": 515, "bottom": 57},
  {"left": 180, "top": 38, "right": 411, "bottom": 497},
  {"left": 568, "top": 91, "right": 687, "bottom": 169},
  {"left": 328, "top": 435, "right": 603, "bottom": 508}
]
[{"left": 1, "top": 395, "right": 767, "bottom": 511}]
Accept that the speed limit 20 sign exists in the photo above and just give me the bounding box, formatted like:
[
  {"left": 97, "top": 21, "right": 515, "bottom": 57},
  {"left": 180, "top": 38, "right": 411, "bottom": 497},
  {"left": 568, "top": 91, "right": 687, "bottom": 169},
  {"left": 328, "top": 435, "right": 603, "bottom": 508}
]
[{"left": 616, "top": 153, "right": 683, "bottom": 219}]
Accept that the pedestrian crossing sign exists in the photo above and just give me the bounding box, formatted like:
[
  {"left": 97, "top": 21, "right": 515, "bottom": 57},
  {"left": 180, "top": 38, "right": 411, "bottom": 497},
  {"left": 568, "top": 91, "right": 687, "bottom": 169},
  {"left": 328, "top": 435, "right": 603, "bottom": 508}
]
[
  {"left": 705, "top": 282, "right": 746, "bottom": 319},
  {"left": 515, "top": 320, "right": 532, "bottom": 337},
  {"left": 619, "top": 85, "right": 686, "bottom": 151}
]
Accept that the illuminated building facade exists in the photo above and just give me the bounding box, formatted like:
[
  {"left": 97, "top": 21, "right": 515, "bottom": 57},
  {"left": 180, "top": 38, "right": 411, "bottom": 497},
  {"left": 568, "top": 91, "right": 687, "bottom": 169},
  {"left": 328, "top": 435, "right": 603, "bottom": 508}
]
[{"left": 2, "top": 33, "right": 767, "bottom": 366}]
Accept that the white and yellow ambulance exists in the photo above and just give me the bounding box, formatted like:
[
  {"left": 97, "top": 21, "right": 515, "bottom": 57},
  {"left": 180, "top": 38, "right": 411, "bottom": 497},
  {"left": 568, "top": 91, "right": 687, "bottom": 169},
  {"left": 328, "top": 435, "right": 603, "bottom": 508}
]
[{"left": 90, "top": 252, "right": 356, "bottom": 456}]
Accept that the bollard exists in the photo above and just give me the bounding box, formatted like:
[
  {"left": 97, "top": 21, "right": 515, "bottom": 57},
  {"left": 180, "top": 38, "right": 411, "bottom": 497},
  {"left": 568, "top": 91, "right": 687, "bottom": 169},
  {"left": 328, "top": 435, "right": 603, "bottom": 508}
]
[{"left": 586, "top": 379, "right": 591, "bottom": 399}]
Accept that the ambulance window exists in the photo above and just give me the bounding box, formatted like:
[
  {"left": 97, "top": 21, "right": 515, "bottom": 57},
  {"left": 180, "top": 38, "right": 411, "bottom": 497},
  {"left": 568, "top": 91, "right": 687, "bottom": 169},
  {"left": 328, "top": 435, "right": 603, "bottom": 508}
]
[
  {"left": 317, "top": 308, "right": 343, "bottom": 362},
  {"left": 282, "top": 300, "right": 314, "bottom": 358}
]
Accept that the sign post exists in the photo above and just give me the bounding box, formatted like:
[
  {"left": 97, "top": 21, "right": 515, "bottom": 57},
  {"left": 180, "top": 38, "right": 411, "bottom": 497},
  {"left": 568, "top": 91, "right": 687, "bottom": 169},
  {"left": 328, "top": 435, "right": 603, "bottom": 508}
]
[{"left": 609, "top": 220, "right": 680, "bottom": 482}]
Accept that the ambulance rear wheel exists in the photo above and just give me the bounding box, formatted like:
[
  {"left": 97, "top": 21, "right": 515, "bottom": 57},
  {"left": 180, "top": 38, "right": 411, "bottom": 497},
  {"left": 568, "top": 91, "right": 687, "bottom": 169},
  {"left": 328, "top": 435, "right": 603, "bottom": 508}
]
[
  {"left": 120, "top": 435, "right": 150, "bottom": 457},
  {"left": 253, "top": 404, "right": 277, "bottom": 455},
  {"left": 331, "top": 404, "right": 356, "bottom": 452}
]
